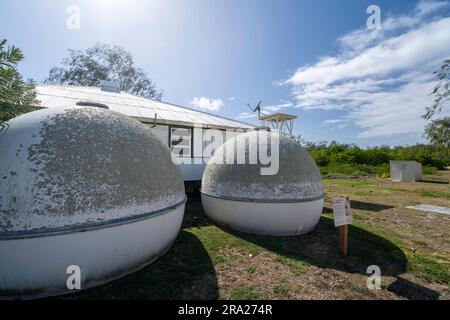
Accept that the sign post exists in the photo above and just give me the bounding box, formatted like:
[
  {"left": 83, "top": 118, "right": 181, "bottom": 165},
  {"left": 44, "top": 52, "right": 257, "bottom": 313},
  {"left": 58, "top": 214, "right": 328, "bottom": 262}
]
[
  {"left": 332, "top": 196, "right": 352, "bottom": 257},
  {"left": 339, "top": 224, "right": 348, "bottom": 256}
]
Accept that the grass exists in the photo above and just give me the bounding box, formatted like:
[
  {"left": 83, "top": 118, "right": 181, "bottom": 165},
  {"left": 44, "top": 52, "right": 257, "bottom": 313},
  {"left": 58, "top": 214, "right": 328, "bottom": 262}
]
[
  {"left": 66, "top": 170, "right": 450, "bottom": 300},
  {"left": 407, "top": 253, "right": 450, "bottom": 284},
  {"left": 417, "top": 190, "right": 450, "bottom": 200},
  {"left": 274, "top": 255, "right": 310, "bottom": 276},
  {"left": 319, "top": 163, "right": 438, "bottom": 178},
  {"left": 246, "top": 266, "right": 257, "bottom": 274},
  {"left": 231, "top": 286, "right": 262, "bottom": 300},
  {"left": 320, "top": 163, "right": 390, "bottom": 177},
  {"left": 327, "top": 178, "right": 450, "bottom": 200}
]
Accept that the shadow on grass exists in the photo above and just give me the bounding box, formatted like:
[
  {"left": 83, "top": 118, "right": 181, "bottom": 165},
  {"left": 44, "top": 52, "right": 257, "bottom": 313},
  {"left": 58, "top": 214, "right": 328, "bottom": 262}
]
[
  {"left": 65, "top": 230, "right": 218, "bottom": 300},
  {"left": 217, "top": 215, "right": 440, "bottom": 300},
  {"left": 219, "top": 216, "right": 406, "bottom": 276},
  {"left": 420, "top": 179, "right": 449, "bottom": 185},
  {"left": 182, "top": 198, "right": 215, "bottom": 229},
  {"left": 322, "top": 202, "right": 393, "bottom": 213},
  {"left": 387, "top": 277, "right": 440, "bottom": 300},
  {"left": 349, "top": 200, "right": 394, "bottom": 212},
  {"left": 322, "top": 207, "right": 333, "bottom": 214}
]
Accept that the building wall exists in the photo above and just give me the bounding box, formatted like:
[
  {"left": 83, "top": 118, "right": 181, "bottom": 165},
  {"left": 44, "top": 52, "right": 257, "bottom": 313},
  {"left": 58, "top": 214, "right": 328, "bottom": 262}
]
[
  {"left": 143, "top": 123, "right": 247, "bottom": 181},
  {"left": 146, "top": 125, "right": 169, "bottom": 146}
]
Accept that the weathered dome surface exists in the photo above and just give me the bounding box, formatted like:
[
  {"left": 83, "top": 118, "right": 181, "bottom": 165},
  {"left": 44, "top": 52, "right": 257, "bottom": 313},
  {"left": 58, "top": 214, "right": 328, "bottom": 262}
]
[
  {"left": 202, "top": 131, "right": 324, "bottom": 202},
  {"left": 0, "top": 107, "right": 185, "bottom": 235}
]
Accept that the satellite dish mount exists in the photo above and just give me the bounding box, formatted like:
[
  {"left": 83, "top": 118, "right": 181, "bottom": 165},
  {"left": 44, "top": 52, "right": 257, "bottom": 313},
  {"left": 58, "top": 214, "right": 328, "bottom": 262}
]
[{"left": 247, "top": 100, "right": 298, "bottom": 137}]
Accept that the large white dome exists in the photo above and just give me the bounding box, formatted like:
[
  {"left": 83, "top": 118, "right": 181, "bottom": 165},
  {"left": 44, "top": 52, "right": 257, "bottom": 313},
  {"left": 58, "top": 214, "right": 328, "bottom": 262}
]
[
  {"left": 201, "top": 131, "right": 324, "bottom": 236},
  {"left": 0, "top": 107, "right": 186, "bottom": 299}
]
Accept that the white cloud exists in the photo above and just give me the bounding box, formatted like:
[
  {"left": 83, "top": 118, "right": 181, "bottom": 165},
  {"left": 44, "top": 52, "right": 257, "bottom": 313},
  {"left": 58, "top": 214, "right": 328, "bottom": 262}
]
[
  {"left": 337, "top": 0, "right": 449, "bottom": 53},
  {"left": 322, "top": 119, "right": 345, "bottom": 125},
  {"left": 288, "top": 18, "right": 450, "bottom": 87},
  {"left": 416, "top": 0, "right": 449, "bottom": 15},
  {"left": 322, "top": 119, "right": 348, "bottom": 129},
  {"left": 238, "top": 112, "right": 258, "bottom": 119},
  {"left": 229, "top": 97, "right": 235, "bottom": 101},
  {"left": 262, "top": 102, "right": 294, "bottom": 113},
  {"left": 284, "top": 0, "right": 450, "bottom": 140},
  {"left": 190, "top": 97, "right": 224, "bottom": 111}
]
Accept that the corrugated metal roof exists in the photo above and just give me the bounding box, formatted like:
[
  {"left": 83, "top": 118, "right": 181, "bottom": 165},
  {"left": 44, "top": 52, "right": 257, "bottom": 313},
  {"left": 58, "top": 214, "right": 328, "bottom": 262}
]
[{"left": 35, "top": 85, "right": 255, "bottom": 130}]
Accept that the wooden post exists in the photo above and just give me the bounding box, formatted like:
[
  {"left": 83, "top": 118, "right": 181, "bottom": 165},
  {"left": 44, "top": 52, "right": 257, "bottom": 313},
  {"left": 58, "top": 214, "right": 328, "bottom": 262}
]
[
  {"left": 332, "top": 195, "right": 351, "bottom": 257},
  {"left": 339, "top": 224, "right": 348, "bottom": 257}
]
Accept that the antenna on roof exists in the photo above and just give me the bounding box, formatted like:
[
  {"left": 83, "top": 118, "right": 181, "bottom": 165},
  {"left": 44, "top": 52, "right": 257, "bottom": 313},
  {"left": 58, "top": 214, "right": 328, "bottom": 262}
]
[
  {"left": 247, "top": 100, "right": 263, "bottom": 117},
  {"left": 151, "top": 113, "right": 158, "bottom": 128},
  {"left": 247, "top": 100, "right": 298, "bottom": 137}
]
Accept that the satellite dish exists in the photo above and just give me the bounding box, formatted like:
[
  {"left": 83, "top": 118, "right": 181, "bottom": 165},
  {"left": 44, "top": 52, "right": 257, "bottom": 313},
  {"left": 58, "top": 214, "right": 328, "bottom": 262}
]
[{"left": 247, "top": 100, "right": 263, "bottom": 117}]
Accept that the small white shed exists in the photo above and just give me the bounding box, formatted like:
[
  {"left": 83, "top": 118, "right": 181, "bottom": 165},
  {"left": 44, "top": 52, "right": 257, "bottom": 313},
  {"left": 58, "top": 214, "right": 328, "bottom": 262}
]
[{"left": 390, "top": 161, "right": 422, "bottom": 182}]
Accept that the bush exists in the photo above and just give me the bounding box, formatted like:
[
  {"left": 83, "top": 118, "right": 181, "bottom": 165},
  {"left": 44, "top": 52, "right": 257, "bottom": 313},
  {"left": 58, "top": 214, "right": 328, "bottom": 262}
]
[
  {"left": 305, "top": 140, "right": 448, "bottom": 177},
  {"left": 309, "top": 149, "right": 330, "bottom": 166},
  {"left": 423, "top": 166, "right": 438, "bottom": 175},
  {"left": 391, "top": 144, "right": 449, "bottom": 169},
  {"left": 0, "top": 39, "right": 37, "bottom": 127},
  {"left": 320, "top": 163, "right": 389, "bottom": 178}
]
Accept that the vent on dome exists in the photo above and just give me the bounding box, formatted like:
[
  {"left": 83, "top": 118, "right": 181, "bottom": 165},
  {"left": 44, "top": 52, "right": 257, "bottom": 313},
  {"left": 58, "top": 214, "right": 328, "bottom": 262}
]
[{"left": 76, "top": 101, "right": 109, "bottom": 109}]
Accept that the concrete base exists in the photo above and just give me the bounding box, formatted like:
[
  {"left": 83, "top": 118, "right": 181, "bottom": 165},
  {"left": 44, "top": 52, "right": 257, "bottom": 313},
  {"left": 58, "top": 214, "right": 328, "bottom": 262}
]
[
  {"left": 0, "top": 204, "right": 184, "bottom": 300},
  {"left": 201, "top": 194, "right": 324, "bottom": 236}
]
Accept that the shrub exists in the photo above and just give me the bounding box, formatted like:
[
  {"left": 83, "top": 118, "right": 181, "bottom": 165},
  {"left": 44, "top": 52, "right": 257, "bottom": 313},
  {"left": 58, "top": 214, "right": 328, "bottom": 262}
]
[{"left": 305, "top": 140, "right": 448, "bottom": 177}]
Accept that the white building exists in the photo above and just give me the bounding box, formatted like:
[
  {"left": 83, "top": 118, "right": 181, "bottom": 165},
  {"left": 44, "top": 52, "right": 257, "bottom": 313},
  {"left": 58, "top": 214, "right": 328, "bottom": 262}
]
[
  {"left": 390, "top": 160, "right": 422, "bottom": 182},
  {"left": 35, "top": 84, "right": 257, "bottom": 181}
]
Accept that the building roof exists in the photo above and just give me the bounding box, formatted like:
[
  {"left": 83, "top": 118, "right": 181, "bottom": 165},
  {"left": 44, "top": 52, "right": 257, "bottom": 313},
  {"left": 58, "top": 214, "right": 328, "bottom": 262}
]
[{"left": 35, "top": 85, "right": 255, "bottom": 130}]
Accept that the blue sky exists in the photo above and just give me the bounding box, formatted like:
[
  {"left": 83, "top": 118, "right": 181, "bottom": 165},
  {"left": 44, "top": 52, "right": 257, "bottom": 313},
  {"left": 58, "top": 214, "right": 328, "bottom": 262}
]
[{"left": 1, "top": 0, "right": 449, "bottom": 147}]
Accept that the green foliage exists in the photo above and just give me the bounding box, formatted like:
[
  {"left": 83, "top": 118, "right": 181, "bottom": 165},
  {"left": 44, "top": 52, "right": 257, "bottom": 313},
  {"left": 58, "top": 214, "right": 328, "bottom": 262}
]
[
  {"left": 320, "top": 163, "right": 390, "bottom": 177},
  {"left": 309, "top": 149, "right": 330, "bottom": 166},
  {"left": 0, "top": 39, "right": 37, "bottom": 128},
  {"left": 422, "top": 166, "right": 438, "bottom": 175},
  {"left": 390, "top": 144, "right": 449, "bottom": 169},
  {"left": 423, "top": 59, "right": 449, "bottom": 120},
  {"left": 309, "top": 59, "right": 450, "bottom": 177},
  {"left": 425, "top": 117, "right": 450, "bottom": 148},
  {"left": 45, "top": 43, "right": 162, "bottom": 100},
  {"left": 304, "top": 140, "right": 449, "bottom": 176}
]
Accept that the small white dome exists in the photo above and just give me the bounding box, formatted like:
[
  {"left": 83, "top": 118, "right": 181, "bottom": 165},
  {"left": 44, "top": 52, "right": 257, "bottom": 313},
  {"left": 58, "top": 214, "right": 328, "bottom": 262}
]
[
  {"left": 201, "top": 131, "right": 324, "bottom": 236},
  {"left": 202, "top": 131, "right": 324, "bottom": 202}
]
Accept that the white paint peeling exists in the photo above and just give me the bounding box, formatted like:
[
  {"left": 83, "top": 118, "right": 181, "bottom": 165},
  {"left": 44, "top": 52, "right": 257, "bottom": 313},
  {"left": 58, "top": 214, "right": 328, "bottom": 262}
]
[
  {"left": 202, "top": 132, "right": 324, "bottom": 201},
  {"left": 0, "top": 107, "right": 185, "bottom": 234},
  {"left": 0, "top": 107, "right": 186, "bottom": 299},
  {"left": 201, "top": 132, "right": 324, "bottom": 235}
]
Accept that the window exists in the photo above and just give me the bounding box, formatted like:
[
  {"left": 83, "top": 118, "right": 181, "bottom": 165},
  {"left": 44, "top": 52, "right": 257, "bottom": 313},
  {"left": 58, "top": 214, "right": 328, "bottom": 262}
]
[{"left": 170, "top": 127, "right": 192, "bottom": 157}]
